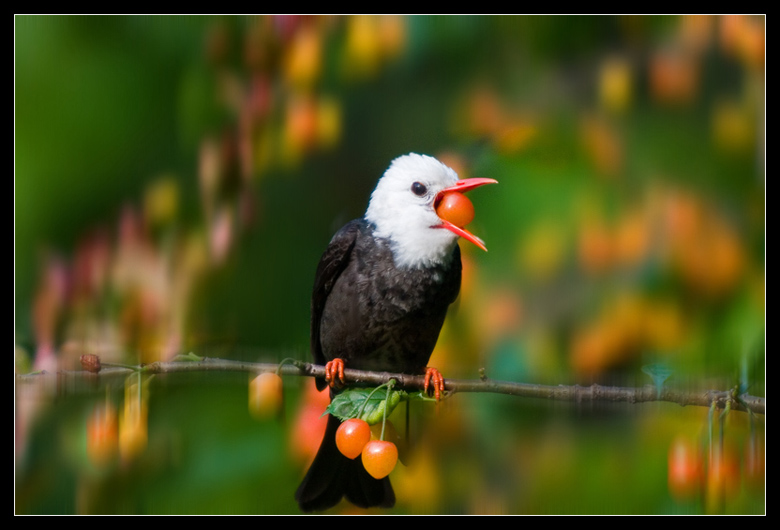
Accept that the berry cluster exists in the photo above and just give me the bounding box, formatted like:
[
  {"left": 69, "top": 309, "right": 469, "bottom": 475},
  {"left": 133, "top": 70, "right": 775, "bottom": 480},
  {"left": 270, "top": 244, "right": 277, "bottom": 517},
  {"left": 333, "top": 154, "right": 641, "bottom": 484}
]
[{"left": 336, "top": 418, "right": 398, "bottom": 479}]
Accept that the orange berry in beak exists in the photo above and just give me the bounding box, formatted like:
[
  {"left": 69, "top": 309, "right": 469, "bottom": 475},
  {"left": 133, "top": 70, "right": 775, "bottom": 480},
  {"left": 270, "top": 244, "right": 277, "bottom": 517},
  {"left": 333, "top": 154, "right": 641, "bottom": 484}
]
[{"left": 435, "top": 192, "right": 474, "bottom": 228}]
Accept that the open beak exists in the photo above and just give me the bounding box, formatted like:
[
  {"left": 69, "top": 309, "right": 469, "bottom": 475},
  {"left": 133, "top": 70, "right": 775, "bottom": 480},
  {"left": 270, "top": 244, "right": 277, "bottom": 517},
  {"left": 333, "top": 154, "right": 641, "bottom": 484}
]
[{"left": 434, "top": 178, "right": 497, "bottom": 251}]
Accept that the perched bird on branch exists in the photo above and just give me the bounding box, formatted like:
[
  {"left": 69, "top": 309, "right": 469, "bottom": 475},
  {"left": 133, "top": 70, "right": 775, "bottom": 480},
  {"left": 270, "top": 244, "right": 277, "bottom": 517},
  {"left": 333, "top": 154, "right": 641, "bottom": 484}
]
[{"left": 296, "top": 153, "right": 496, "bottom": 511}]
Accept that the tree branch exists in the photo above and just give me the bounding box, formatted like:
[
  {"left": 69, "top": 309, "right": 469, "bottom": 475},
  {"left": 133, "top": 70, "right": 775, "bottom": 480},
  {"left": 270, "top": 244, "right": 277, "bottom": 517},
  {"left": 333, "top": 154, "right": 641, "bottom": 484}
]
[{"left": 15, "top": 357, "right": 765, "bottom": 415}]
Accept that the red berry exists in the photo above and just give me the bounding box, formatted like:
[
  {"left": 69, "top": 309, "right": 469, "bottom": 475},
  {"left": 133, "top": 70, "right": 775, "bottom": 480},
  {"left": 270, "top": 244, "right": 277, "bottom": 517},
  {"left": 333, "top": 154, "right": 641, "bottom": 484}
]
[
  {"left": 436, "top": 192, "right": 474, "bottom": 228},
  {"left": 668, "top": 436, "right": 702, "bottom": 501},
  {"left": 336, "top": 418, "right": 371, "bottom": 459},
  {"left": 361, "top": 439, "right": 398, "bottom": 479}
]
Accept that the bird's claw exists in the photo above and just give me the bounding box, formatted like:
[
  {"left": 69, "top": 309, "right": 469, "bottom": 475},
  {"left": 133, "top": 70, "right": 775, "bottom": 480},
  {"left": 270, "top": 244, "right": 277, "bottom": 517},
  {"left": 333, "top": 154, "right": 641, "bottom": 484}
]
[
  {"left": 325, "top": 358, "right": 346, "bottom": 388},
  {"left": 423, "top": 367, "right": 445, "bottom": 401}
]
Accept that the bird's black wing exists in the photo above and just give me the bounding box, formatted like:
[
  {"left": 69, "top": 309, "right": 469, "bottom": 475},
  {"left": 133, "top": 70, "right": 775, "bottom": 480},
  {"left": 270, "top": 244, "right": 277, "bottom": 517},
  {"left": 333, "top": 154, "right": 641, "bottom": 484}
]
[{"left": 310, "top": 219, "right": 360, "bottom": 388}]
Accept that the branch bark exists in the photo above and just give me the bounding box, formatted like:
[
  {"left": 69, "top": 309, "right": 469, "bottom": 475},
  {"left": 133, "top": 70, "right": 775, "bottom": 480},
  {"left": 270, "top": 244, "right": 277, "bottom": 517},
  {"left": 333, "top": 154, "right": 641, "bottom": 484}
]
[{"left": 15, "top": 357, "right": 765, "bottom": 415}]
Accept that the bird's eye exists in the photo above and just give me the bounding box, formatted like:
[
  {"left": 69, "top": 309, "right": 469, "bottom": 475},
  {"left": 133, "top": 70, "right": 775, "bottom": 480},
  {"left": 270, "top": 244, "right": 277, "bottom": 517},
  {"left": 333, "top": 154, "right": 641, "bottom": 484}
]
[{"left": 411, "top": 182, "right": 427, "bottom": 196}]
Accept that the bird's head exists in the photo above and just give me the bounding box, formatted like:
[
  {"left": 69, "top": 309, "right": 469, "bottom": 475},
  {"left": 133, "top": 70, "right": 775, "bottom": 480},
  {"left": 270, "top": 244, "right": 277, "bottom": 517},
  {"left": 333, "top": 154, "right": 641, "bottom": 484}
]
[{"left": 365, "top": 153, "right": 497, "bottom": 269}]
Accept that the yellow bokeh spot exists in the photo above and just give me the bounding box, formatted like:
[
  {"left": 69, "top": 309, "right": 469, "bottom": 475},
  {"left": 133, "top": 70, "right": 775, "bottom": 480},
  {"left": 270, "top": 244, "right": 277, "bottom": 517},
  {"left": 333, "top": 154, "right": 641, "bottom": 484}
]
[
  {"left": 580, "top": 115, "right": 623, "bottom": 177},
  {"left": 720, "top": 15, "right": 765, "bottom": 70},
  {"left": 377, "top": 15, "right": 406, "bottom": 59},
  {"left": 392, "top": 446, "right": 441, "bottom": 510},
  {"left": 614, "top": 211, "right": 650, "bottom": 267},
  {"left": 643, "top": 299, "right": 686, "bottom": 350},
  {"left": 119, "top": 383, "right": 148, "bottom": 463},
  {"left": 316, "top": 96, "right": 342, "bottom": 149},
  {"left": 679, "top": 15, "right": 713, "bottom": 54},
  {"left": 284, "top": 24, "right": 322, "bottom": 88},
  {"left": 711, "top": 100, "right": 755, "bottom": 154},
  {"left": 344, "top": 16, "right": 382, "bottom": 78},
  {"left": 518, "top": 221, "right": 567, "bottom": 282},
  {"left": 599, "top": 56, "right": 633, "bottom": 113},
  {"left": 144, "top": 177, "right": 179, "bottom": 228},
  {"left": 493, "top": 122, "right": 536, "bottom": 154}
]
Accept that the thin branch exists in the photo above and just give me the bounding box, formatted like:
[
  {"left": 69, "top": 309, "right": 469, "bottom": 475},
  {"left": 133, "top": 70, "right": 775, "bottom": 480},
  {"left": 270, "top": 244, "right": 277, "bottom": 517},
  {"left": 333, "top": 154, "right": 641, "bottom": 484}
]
[{"left": 15, "top": 357, "right": 765, "bottom": 415}]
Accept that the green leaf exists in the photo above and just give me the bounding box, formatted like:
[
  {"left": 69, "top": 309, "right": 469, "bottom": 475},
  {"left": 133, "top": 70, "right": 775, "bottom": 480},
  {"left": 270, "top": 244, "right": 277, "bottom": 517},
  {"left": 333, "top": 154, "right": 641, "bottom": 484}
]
[{"left": 326, "top": 387, "right": 404, "bottom": 424}]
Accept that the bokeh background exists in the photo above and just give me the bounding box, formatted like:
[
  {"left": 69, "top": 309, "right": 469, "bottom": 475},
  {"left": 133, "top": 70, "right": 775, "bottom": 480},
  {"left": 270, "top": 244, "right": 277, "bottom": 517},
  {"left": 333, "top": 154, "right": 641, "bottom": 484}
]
[{"left": 15, "top": 15, "right": 764, "bottom": 514}]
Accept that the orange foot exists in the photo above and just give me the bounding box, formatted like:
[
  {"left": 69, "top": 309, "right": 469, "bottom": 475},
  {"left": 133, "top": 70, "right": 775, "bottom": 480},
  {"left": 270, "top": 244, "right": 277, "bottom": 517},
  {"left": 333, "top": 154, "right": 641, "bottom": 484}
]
[
  {"left": 325, "top": 358, "right": 346, "bottom": 388},
  {"left": 424, "top": 367, "right": 445, "bottom": 401}
]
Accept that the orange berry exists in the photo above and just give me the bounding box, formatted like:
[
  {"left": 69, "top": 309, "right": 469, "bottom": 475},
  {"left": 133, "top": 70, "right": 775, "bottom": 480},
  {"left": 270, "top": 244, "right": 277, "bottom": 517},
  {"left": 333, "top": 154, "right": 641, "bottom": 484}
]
[
  {"left": 336, "top": 418, "right": 371, "bottom": 459},
  {"left": 362, "top": 439, "right": 398, "bottom": 479},
  {"left": 436, "top": 192, "right": 474, "bottom": 228},
  {"left": 249, "top": 372, "right": 283, "bottom": 419}
]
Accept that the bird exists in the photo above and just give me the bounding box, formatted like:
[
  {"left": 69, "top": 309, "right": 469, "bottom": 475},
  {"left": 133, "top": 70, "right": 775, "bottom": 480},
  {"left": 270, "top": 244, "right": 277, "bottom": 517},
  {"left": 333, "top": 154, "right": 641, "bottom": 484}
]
[{"left": 295, "top": 153, "right": 496, "bottom": 512}]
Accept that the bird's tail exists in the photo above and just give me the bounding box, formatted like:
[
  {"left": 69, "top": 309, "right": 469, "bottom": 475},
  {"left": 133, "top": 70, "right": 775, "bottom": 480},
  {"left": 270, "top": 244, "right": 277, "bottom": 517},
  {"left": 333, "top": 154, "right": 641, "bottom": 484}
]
[{"left": 295, "top": 413, "right": 395, "bottom": 512}]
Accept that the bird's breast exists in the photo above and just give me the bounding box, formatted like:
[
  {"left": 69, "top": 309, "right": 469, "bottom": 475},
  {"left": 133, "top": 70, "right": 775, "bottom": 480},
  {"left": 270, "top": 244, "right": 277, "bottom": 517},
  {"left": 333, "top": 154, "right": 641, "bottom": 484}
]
[{"left": 318, "top": 233, "right": 460, "bottom": 374}]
